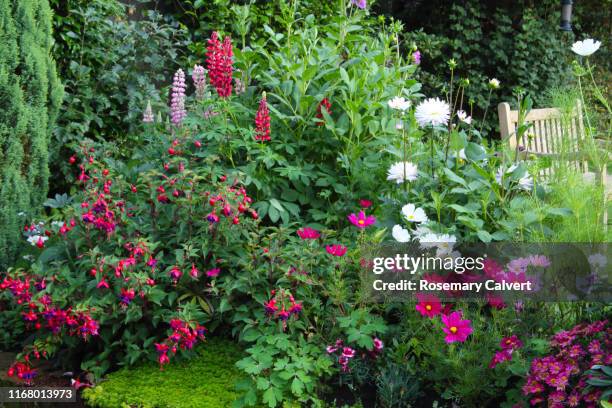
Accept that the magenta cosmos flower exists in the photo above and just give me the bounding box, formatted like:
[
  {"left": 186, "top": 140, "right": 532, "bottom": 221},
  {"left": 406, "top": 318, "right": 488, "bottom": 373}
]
[
  {"left": 415, "top": 293, "right": 442, "bottom": 318},
  {"left": 297, "top": 227, "right": 320, "bottom": 240},
  {"left": 326, "top": 244, "right": 347, "bottom": 257},
  {"left": 348, "top": 211, "right": 375, "bottom": 229},
  {"left": 441, "top": 311, "right": 473, "bottom": 343}
]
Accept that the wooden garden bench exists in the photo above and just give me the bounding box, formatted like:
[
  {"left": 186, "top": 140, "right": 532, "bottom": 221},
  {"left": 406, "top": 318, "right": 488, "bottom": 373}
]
[{"left": 498, "top": 100, "right": 609, "bottom": 225}]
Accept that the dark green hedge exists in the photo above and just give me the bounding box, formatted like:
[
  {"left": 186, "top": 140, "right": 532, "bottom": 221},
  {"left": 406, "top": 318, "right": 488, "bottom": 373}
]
[{"left": 82, "top": 339, "right": 247, "bottom": 408}]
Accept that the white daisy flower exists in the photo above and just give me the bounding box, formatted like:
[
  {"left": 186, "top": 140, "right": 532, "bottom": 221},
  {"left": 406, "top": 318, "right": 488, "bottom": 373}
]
[
  {"left": 457, "top": 110, "right": 472, "bottom": 124},
  {"left": 488, "top": 78, "right": 500, "bottom": 89},
  {"left": 388, "top": 96, "right": 411, "bottom": 112},
  {"left": 391, "top": 225, "right": 411, "bottom": 243},
  {"left": 415, "top": 98, "right": 451, "bottom": 127},
  {"left": 387, "top": 162, "right": 418, "bottom": 184},
  {"left": 401, "top": 203, "right": 428, "bottom": 223},
  {"left": 419, "top": 233, "right": 457, "bottom": 255},
  {"left": 571, "top": 39, "right": 601, "bottom": 57}
]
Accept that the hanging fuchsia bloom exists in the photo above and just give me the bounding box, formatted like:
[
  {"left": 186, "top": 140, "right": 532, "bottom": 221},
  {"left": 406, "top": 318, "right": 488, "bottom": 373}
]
[
  {"left": 441, "top": 311, "right": 473, "bottom": 343},
  {"left": 206, "top": 268, "right": 220, "bottom": 278},
  {"left": 359, "top": 199, "right": 372, "bottom": 208},
  {"left": 348, "top": 211, "right": 376, "bottom": 229},
  {"left": 119, "top": 288, "right": 135, "bottom": 306},
  {"left": 190, "top": 264, "right": 199, "bottom": 279},
  {"left": 326, "top": 244, "right": 347, "bottom": 257},
  {"left": 170, "top": 69, "right": 187, "bottom": 126},
  {"left": 254, "top": 93, "right": 271, "bottom": 141},
  {"left": 297, "top": 227, "right": 320, "bottom": 240},
  {"left": 264, "top": 298, "right": 278, "bottom": 316},
  {"left": 170, "top": 266, "right": 183, "bottom": 284},
  {"left": 192, "top": 64, "right": 207, "bottom": 100},
  {"left": 206, "top": 32, "right": 233, "bottom": 98},
  {"left": 96, "top": 277, "right": 109, "bottom": 289},
  {"left": 415, "top": 293, "right": 442, "bottom": 318}
]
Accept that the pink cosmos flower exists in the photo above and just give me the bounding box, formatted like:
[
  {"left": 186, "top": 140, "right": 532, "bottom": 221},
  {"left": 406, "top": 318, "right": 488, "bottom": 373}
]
[
  {"left": 441, "top": 311, "right": 473, "bottom": 343},
  {"left": 415, "top": 293, "right": 442, "bottom": 318},
  {"left": 501, "top": 335, "right": 523, "bottom": 351},
  {"left": 326, "top": 244, "right": 347, "bottom": 257},
  {"left": 297, "top": 227, "right": 320, "bottom": 240},
  {"left": 206, "top": 268, "right": 220, "bottom": 278},
  {"left": 347, "top": 211, "right": 375, "bottom": 229}
]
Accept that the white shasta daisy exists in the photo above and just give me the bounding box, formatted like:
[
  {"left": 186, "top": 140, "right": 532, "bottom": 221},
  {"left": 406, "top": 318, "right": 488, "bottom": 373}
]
[
  {"left": 388, "top": 96, "right": 411, "bottom": 112},
  {"left": 415, "top": 98, "right": 451, "bottom": 127},
  {"left": 387, "top": 162, "right": 418, "bottom": 184}
]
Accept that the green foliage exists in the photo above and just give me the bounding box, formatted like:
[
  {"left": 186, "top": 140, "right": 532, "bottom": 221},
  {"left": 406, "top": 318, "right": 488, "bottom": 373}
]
[
  {"left": 49, "top": 0, "right": 189, "bottom": 184},
  {"left": 400, "top": 2, "right": 571, "bottom": 133},
  {"left": 0, "top": 0, "right": 63, "bottom": 268},
  {"left": 82, "top": 339, "right": 247, "bottom": 408}
]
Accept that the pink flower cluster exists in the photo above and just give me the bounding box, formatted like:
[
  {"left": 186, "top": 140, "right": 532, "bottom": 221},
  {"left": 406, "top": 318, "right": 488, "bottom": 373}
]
[
  {"left": 7, "top": 362, "right": 37, "bottom": 385},
  {"left": 155, "top": 318, "right": 207, "bottom": 369},
  {"left": 254, "top": 94, "right": 271, "bottom": 142},
  {"left": 523, "top": 320, "right": 610, "bottom": 407},
  {"left": 326, "top": 337, "right": 383, "bottom": 372},
  {"left": 192, "top": 64, "right": 207, "bottom": 100},
  {"left": 263, "top": 289, "right": 302, "bottom": 330},
  {"left": 414, "top": 293, "right": 472, "bottom": 343},
  {"left": 206, "top": 32, "right": 233, "bottom": 98},
  {"left": 489, "top": 335, "right": 523, "bottom": 368},
  {"left": 170, "top": 68, "right": 187, "bottom": 126},
  {"left": 295, "top": 226, "right": 348, "bottom": 257}
]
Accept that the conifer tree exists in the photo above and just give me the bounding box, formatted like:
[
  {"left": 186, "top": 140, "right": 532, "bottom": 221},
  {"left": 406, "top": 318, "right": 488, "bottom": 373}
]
[{"left": 0, "top": 0, "right": 62, "bottom": 267}]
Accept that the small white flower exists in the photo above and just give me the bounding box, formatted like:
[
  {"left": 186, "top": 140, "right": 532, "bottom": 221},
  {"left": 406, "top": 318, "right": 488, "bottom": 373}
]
[
  {"left": 401, "top": 203, "right": 428, "bottom": 223},
  {"left": 392, "top": 225, "right": 411, "bottom": 243},
  {"left": 588, "top": 253, "right": 607, "bottom": 269},
  {"left": 488, "top": 78, "right": 500, "bottom": 89},
  {"left": 27, "top": 235, "right": 48, "bottom": 246},
  {"left": 496, "top": 164, "right": 533, "bottom": 190},
  {"left": 415, "top": 98, "right": 451, "bottom": 127},
  {"left": 388, "top": 96, "right": 411, "bottom": 112},
  {"left": 571, "top": 38, "right": 601, "bottom": 57},
  {"left": 387, "top": 162, "right": 418, "bottom": 184},
  {"left": 457, "top": 110, "right": 472, "bottom": 125},
  {"left": 17, "top": 212, "right": 26, "bottom": 217}
]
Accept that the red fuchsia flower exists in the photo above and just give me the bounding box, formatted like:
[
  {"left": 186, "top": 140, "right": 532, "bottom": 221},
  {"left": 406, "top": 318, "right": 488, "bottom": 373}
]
[
  {"left": 119, "top": 288, "right": 135, "bottom": 306},
  {"left": 441, "top": 311, "right": 473, "bottom": 343},
  {"left": 190, "top": 264, "right": 199, "bottom": 279},
  {"left": 206, "top": 268, "right": 220, "bottom": 278},
  {"left": 254, "top": 93, "right": 271, "bottom": 142},
  {"left": 347, "top": 211, "right": 375, "bottom": 229},
  {"left": 96, "top": 277, "right": 109, "bottom": 289},
  {"left": 415, "top": 293, "right": 442, "bottom": 318},
  {"left": 359, "top": 199, "right": 372, "bottom": 208},
  {"left": 206, "top": 32, "right": 233, "bottom": 98},
  {"left": 170, "top": 266, "right": 183, "bottom": 284},
  {"left": 326, "top": 244, "right": 347, "bottom": 257},
  {"left": 264, "top": 298, "right": 278, "bottom": 316},
  {"left": 316, "top": 98, "right": 332, "bottom": 126},
  {"left": 297, "top": 227, "right": 320, "bottom": 240}
]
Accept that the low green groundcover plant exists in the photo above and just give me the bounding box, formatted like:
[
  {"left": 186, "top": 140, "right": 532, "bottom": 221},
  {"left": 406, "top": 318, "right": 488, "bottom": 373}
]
[{"left": 82, "top": 339, "right": 245, "bottom": 408}]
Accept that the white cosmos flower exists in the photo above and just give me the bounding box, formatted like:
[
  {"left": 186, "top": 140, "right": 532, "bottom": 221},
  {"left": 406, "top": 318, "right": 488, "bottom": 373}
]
[
  {"left": 388, "top": 96, "right": 411, "bottom": 112},
  {"left": 392, "top": 225, "right": 411, "bottom": 243},
  {"left": 488, "top": 78, "right": 500, "bottom": 89},
  {"left": 401, "top": 203, "right": 428, "bottom": 223},
  {"left": 415, "top": 98, "right": 450, "bottom": 127},
  {"left": 387, "top": 162, "right": 418, "bottom": 184},
  {"left": 419, "top": 233, "right": 457, "bottom": 253},
  {"left": 457, "top": 110, "right": 472, "bottom": 125},
  {"left": 27, "top": 235, "right": 48, "bottom": 246},
  {"left": 571, "top": 39, "right": 601, "bottom": 57},
  {"left": 496, "top": 164, "right": 533, "bottom": 190}
]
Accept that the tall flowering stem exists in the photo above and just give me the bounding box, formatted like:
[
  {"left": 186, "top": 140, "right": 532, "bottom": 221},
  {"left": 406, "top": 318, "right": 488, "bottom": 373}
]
[
  {"left": 206, "top": 32, "right": 233, "bottom": 98},
  {"left": 170, "top": 69, "right": 187, "bottom": 126},
  {"left": 254, "top": 93, "right": 271, "bottom": 142},
  {"left": 192, "top": 64, "right": 207, "bottom": 101}
]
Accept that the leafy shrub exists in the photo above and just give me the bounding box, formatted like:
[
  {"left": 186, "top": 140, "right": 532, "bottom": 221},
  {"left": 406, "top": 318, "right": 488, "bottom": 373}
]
[
  {"left": 1, "top": 122, "right": 259, "bottom": 379},
  {"left": 0, "top": 0, "right": 63, "bottom": 268},
  {"left": 49, "top": 0, "right": 189, "bottom": 185},
  {"left": 82, "top": 338, "right": 246, "bottom": 408}
]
